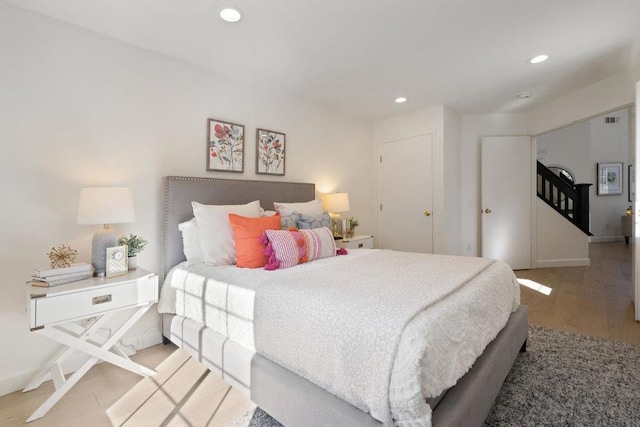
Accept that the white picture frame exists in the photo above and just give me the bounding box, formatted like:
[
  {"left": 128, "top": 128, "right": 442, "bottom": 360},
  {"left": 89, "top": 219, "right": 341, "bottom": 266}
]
[
  {"left": 597, "top": 162, "right": 623, "bottom": 196},
  {"left": 106, "top": 245, "right": 128, "bottom": 277}
]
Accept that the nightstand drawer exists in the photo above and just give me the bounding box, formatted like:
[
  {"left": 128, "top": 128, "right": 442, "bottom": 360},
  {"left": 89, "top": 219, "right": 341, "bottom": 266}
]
[
  {"left": 32, "top": 277, "right": 157, "bottom": 328},
  {"left": 336, "top": 236, "right": 374, "bottom": 249}
]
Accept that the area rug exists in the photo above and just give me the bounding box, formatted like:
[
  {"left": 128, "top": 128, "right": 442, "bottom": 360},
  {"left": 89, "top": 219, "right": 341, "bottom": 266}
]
[{"left": 232, "top": 326, "right": 640, "bottom": 426}]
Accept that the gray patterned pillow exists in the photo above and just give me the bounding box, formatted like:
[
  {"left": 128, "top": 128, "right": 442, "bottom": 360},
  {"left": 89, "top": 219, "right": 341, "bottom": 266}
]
[
  {"left": 297, "top": 212, "right": 332, "bottom": 230},
  {"left": 280, "top": 213, "right": 299, "bottom": 230}
]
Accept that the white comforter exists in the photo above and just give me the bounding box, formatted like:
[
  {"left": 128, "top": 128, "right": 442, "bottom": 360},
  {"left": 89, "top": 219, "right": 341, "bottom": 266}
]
[{"left": 158, "top": 249, "right": 520, "bottom": 426}]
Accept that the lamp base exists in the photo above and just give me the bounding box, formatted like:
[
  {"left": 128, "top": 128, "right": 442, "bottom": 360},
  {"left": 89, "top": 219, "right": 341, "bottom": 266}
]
[
  {"left": 328, "top": 212, "right": 343, "bottom": 239},
  {"left": 92, "top": 227, "right": 118, "bottom": 276}
]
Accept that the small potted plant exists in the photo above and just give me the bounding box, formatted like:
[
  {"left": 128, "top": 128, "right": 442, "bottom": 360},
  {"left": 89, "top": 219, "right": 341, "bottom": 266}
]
[{"left": 118, "top": 234, "right": 148, "bottom": 270}]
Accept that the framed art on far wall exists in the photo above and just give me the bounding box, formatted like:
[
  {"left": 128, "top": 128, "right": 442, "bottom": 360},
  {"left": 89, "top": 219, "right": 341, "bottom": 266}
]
[
  {"left": 207, "top": 118, "right": 244, "bottom": 173},
  {"left": 629, "top": 164, "right": 635, "bottom": 202},
  {"left": 256, "top": 128, "right": 286, "bottom": 176},
  {"left": 597, "top": 162, "right": 623, "bottom": 196}
]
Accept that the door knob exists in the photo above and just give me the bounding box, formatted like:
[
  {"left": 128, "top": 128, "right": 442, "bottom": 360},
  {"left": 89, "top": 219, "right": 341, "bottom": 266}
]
[
  {"left": 424, "top": 211, "right": 431, "bottom": 217},
  {"left": 484, "top": 208, "right": 492, "bottom": 214}
]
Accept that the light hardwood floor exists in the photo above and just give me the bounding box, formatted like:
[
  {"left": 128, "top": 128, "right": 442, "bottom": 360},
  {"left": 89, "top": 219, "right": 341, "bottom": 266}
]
[
  {"left": 0, "top": 342, "right": 255, "bottom": 427},
  {"left": 517, "top": 241, "right": 640, "bottom": 346},
  {"left": 2, "top": 242, "right": 638, "bottom": 426}
]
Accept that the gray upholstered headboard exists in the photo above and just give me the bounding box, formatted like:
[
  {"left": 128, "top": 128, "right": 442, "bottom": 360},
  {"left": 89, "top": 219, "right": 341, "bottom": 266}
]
[{"left": 163, "top": 176, "right": 316, "bottom": 275}]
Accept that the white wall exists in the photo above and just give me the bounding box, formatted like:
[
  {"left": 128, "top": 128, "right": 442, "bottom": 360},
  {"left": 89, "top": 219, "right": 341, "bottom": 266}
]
[
  {"left": 536, "top": 200, "right": 590, "bottom": 267},
  {"left": 529, "top": 66, "right": 640, "bottom": 135},
  {"left": 589, "top": 108, "right": 632, "bottom": 240},
  {"left": 372, "top": 106, "right": 451, "bottom": 254},
  {"left": 0, "top": 3, "right": 373, "bottom": 396},
  {"left": 537, "top": 108, "right": 631, "bottom": 241},
  {"left": 536, "top": 121, "right": 591, "bottom": 184},
  {"left": 443, "top": 106, "right": 462, "bottom": 255}
]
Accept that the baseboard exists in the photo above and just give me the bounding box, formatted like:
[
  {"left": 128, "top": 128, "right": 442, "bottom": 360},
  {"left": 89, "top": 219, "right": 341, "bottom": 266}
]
[
  {"left": 0, "top": 331, "right": 163, "bottom": 397},
  {"left": 0, "top": 353, "right": 94, "bottom": 397},
  {"left": 120, "top": 330, "right": 163, "bottom": 351},
  {"left": 536, "top": 258, "right": 591, "bottom": 268},
  {"left": 589, "top": 236, "right": 625, "bottom": 243}
]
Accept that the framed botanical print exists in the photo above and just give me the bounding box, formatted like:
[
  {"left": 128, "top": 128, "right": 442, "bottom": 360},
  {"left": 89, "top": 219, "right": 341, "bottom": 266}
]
[
  {"left": 207, "top": 118, "right": 244, "bottom": 173},
  {"left": 256, "top": 128, "right": 286, "bottom": 176},
  {"left": 597, "top": 162, "right": 623, "bottom": 196}
]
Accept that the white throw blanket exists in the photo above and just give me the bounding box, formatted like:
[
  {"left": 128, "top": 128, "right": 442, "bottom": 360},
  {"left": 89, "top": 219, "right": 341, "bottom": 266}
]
[
  {"left": 254, "top": 250, "right": 519, "bottom": 425},
  {"left": 389, "top": 258, "right": 519, "bottom": 425}
]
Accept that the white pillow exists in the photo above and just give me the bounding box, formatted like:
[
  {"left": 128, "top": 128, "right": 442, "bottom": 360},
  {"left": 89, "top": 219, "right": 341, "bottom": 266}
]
[
  {"left": 178, "top": 218, "right": 203, "bottom": 263},
  {"left": 192, "top": 200, "right": 261, "bottom": 265},
  {"left": 274, "top": 200, "right": 323, "bottom": 217}
]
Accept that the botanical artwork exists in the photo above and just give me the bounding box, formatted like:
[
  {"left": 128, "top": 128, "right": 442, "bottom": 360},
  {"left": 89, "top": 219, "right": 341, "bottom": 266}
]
[
  {"left": 47, "top": 244, "right": 78, "bottom": 268},
  {"left": 256, "top": 128, "right": 286, "bottom": 175},
  {"left": 207, "top": 118, "right": 244, "bottom": 172},
  {"left": 597, "top": 162, "right": 623, "bottom": 196}
]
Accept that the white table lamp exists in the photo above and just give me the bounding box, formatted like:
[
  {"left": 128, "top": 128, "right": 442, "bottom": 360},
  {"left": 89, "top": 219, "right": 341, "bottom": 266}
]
[
  {"left": 322, "top": 192, "right": 350, "bottom": 238},
  {"left": 77, "top": 187, "right": 135, "bottom": 276}
]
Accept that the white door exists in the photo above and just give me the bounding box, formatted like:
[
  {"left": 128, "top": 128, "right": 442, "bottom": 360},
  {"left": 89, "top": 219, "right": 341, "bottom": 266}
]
[
  {"left": 634, "top": 82, "right": 640, "bottom": 320},
  {"left": 379, "top": 134, "right": 433, "bottom": 252},
  {"left": 481, "top": 136, "right": 532, "bottom": 269}
]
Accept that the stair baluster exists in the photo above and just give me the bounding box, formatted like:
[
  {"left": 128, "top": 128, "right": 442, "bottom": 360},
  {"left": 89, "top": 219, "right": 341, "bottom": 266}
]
[{"left": 536, "top": 161, "right": 592, "bottom": 236}]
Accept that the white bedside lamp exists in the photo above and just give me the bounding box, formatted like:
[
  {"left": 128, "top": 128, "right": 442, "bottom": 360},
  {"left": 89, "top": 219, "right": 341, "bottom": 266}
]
[
  {"left": 322, "top": 192, "right": 350, "bottom": 238},
  {"left": 77, "top": 187, "right": 135, "bottom": 276}
]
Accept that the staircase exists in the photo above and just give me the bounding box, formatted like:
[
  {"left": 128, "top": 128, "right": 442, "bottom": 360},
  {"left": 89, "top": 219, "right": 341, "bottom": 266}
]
[{"left": 537, "top": 161, "right": 592, "bottom": 236}]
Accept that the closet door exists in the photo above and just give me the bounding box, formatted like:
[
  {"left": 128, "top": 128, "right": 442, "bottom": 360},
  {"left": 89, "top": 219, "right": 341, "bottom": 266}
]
[{"left": 379, "top": 134, "right": 433, "bottom": 253}]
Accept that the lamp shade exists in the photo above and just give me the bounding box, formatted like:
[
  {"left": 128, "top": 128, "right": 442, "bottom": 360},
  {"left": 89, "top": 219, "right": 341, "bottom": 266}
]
[
  {"left": 322, "top": 192, "right": 350, "bottom": 213},
  {"left": 77, "top": 187, "right": 136, "bottom": 225}
]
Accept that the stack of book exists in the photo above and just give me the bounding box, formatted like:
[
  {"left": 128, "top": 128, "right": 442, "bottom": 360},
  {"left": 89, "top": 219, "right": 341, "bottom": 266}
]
[{"left": 31, "top": 263, "right": 93, "bottom": 287}]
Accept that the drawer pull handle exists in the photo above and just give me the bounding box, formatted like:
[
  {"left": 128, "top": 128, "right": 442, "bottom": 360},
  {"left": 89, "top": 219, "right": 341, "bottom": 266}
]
[
  {"left": 358, "top": 243, "right": 364, "bottom": 248},
  {"left": 93, "top": 295, "right": 112, "bottom": 305}
]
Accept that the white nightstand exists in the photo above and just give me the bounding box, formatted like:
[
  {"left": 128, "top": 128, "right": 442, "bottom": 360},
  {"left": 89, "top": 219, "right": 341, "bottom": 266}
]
[
  {"left": 24, "top": 269, "right": 159, "bottom": 422},
  {"left": 336, "top": 235, "right": 375, "bottom": 249}
]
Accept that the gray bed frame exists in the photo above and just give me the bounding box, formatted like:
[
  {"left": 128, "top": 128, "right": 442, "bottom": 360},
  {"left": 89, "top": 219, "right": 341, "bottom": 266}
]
[{"left": 161, "top": 176, "right": 528, "bottom": 427}]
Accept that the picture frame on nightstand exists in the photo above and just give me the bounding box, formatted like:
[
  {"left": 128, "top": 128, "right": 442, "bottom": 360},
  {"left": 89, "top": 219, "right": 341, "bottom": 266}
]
[{"left": 106, "top": 245, "right": 128, "bottom": 277}]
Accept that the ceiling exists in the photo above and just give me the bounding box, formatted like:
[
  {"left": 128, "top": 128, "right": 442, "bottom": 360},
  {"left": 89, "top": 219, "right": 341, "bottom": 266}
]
[{"left": 7, "top": 0, "right": 640, "bottom": 121}]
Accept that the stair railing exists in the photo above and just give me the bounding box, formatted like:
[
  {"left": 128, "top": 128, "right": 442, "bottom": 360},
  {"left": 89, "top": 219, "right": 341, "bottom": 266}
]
[{"left": 536, "top": 161, "right": 592, "bottom": 236}]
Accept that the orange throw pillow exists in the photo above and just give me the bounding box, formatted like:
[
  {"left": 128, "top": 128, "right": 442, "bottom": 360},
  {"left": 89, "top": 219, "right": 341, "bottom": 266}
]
[{"left": 229, "top": 213, "right": 281, "bottom": 268}]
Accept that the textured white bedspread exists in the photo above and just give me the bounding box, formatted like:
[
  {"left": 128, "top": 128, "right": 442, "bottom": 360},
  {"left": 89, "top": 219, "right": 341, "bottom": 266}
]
[
  {"left": 158, "top": 250, "right": 520, "bottom": 426},
  {"left": 158, "top": 262, "right": 258, "bottom": 349}
]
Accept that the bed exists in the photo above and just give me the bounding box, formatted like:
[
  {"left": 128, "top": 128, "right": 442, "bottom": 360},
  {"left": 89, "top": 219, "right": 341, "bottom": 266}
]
[{"left": 159, "top": 176, "right": 528, "bottom": 427}]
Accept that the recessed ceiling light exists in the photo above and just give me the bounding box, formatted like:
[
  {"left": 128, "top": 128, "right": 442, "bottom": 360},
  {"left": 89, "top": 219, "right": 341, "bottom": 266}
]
[
  {"left": 529, "top": 55, "right": 549, "bottom": 64},
  {"left": 395, "top": 97, "right": 407, "bottom": 103},
  {"left": 220, "top": 7, "right": 242, "bottom": 23},
  {"left": 516, "top": 92, "right": 532, "bottom": 100}
]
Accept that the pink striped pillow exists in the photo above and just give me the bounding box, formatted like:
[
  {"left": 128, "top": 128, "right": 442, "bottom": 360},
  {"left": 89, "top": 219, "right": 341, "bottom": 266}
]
[{"left": 261, "top": 227, "right": 336, "bottom": 270}]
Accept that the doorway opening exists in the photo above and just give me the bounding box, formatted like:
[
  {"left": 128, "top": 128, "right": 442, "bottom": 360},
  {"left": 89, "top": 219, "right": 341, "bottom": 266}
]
[
  {"left": 521, "top": 106, "right": 637, "bottom": 343},
  {"left": 536, "top": 107, "right": 633, "bottom": 244}
]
